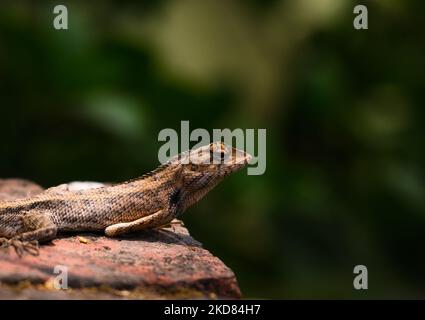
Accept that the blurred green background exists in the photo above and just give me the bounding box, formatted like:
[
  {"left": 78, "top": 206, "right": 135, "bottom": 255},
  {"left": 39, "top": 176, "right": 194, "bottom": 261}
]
[{"left": 1, "top": 0, "right": 424, "bottom": 298}]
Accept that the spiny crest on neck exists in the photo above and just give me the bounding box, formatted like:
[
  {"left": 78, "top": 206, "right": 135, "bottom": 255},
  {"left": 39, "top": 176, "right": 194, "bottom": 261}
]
[{"left": 119, "top": 148, "right": 192, "bottom": 185}]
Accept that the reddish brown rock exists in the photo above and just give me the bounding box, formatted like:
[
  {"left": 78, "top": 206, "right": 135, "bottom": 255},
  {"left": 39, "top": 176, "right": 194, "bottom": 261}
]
[
  {"left": 0, "top": 179, "right": 241, "bottom": 299},
  {"left": 0, "top": 179, "right": 44, "bottom": 201}
]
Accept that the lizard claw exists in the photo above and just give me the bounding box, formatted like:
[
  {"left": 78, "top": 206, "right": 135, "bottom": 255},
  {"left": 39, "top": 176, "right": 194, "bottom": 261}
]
[
  {"left": 170, "top": 219, "right": 184, "bottom": 232},
  {"left": 22, "top": 239, "right": 40, "bottom": 256},
  {"left": 159, "top": 219, "right": 185, "bottom": 233},
  {"left": 170, "top": 219, "right": 185, "bottom": 227},
  {"left": 0, "top": 237, "right": 9, "bottom": 250},
  {"left": 0, "top": 237, "right": 39, "bottom": 257}
]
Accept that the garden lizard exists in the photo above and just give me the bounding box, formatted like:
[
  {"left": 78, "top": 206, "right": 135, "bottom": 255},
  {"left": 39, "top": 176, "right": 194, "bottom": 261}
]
[{"left": 0, "top": 142, "right": 251, "bottom": 256}]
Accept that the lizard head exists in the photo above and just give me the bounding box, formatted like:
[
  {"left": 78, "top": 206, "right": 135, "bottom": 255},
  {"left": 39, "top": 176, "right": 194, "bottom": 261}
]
[{"left": 172, "top": 142, "right": 252, "bottom": 211}]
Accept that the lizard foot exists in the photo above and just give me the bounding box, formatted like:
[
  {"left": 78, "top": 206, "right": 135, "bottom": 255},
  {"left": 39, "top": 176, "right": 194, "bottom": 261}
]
[
  {"left": 170, "top": 219, "right": 185, "bottom": 227},
  {"left": 161, "top": 219, "right": 185, "bottom": 232},
  {"left": 0, "top": 237, "right": 39, "bottom": 257}
]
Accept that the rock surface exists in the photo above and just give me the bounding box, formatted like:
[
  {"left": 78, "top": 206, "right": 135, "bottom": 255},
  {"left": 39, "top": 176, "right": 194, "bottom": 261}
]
[{"left": 0, "top": 179, "right": 241, "bottom": 299}]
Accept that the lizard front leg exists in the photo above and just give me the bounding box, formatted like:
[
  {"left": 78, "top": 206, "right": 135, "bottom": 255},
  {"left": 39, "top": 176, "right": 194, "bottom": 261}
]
[
  {"left": 1, "top": 210, "right": 57, "bottom": 256},
  {"left": 105, "top": 209, "right": 173, "bottom": 237}
]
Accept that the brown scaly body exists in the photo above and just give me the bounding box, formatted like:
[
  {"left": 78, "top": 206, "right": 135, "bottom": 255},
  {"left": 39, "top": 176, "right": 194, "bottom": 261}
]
[{"left": 0, "top": 142, "right": 251, "bottom": 256}]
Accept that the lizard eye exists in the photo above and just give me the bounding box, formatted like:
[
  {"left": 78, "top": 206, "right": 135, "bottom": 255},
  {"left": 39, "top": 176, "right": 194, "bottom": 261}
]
[
  {"left": 210, "top": 142, "right": 228, "bottom": 163},
  {"left": 191, "top": 163, "right": 198, "bottom": 171},
  {"left": 211, "top": 149, "right": 227, "bottom": 163}
]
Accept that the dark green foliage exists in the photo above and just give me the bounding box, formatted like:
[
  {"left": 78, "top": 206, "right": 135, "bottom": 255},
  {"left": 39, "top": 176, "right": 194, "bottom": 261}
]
[{"left": 1, "top": 0, "right": 424, "bottom": 298}]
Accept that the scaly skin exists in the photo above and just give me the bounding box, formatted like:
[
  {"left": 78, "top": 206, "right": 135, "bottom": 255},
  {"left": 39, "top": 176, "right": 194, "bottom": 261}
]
[{"left": 0, "top": 142, "right": 251, "bottom": 256}]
